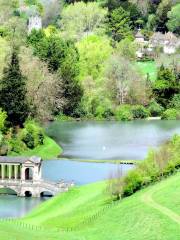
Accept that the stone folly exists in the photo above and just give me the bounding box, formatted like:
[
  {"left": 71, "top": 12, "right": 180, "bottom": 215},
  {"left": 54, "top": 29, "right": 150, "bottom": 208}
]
[{"left": 0, "top": 156, "right": 74, "bottom": 197}]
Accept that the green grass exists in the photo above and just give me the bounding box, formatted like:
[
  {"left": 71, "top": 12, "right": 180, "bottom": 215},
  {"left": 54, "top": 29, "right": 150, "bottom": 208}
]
[
  {"left": 0, "top": 172, "right": 179, "bottom": 240},
  {"left": 136, "top": 61, "right": 157, "bottom": 81},
  {"left": 9, "top": 136, "right": 62, "bottom": 160}
]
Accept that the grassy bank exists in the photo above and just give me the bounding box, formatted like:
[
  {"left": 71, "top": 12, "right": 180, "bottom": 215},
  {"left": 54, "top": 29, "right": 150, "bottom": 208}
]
[
  {"left": 136, "top": 61, "right": 157, "bottom": 81},
  {"left": 0, "top": 172, "right": 179, "bottom": 239},
  {"left": 9, "top": 136, "right": 62, "bottom": 160}
]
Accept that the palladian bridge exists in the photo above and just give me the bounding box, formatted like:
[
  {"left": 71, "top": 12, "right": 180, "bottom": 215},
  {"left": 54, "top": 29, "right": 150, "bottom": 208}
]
[{"left": 0, "top": 156, "right": 74, "bottom": 197}]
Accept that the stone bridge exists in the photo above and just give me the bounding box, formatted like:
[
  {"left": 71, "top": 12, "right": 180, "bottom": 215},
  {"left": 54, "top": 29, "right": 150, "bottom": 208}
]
[
  {"left": 0, "top": 156, "right": 74, "bottom": 197},
  {"left": 0, "top": 179, "right": 73, "bottom": 197}
]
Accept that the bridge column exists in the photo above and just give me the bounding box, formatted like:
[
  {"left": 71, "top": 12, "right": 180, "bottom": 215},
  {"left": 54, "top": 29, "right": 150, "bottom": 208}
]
[
  {"left": 14, "top": 165, "right": 18, "bottom": 180},
  {"left": 1, "top": 165, "right": 5, "bottom": 180},
  {"left": 8, "top": 165, "right": 12, "bottom": 179}
]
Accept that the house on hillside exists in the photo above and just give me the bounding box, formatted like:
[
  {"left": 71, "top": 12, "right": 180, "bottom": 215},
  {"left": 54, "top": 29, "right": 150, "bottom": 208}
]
[{"left": 150, "top": 32, "right": 179, "bottom": 55}]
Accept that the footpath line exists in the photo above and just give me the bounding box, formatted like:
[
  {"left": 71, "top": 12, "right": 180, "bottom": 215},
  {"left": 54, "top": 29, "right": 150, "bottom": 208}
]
[{"left": 141, "top": 187, "right": 180, "bottom": 225}]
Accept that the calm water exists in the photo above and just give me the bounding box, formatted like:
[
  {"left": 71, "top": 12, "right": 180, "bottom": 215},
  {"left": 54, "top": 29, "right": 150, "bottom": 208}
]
[
  {"left": 0, "top": 160, "right": 132, "bottom": 218},
  {"left": 47, "top": 120, "right": 180, "bottom": 160},
  {"left": 0, "top": 120, "right": 180, "bottom": 218}
]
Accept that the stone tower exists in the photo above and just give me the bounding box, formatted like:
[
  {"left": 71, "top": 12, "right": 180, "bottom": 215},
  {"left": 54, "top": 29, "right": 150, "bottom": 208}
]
[{"left": 28, "top": 15, "right": 42, "bottom": 34}]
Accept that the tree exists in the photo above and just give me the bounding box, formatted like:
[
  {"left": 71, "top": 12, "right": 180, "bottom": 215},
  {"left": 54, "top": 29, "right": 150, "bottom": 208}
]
[
  {"left": 153, "top": 65, "right": 179, "bottom": 107},
  {"left": 20, "top": 47, "right": 65, "bottom": 120},
  {"left": 60, "top": 2, "right": 107, "bottom": 40},
  {"left": 59, "top": 42, "right": 83, "bottom": 116},
  {"left": 117, "top": 38, "right": 137, "bottom": 60},
  {"left": 107, "top": 164, "right": 124, "bottom": 201},
  {"left": 0, "top": 50, "right": 29, "bottom": 126},
  {"left": 156, "top": 0, "right": 174, "bottom": 32},
  {"left": 107, "top": 7, "right": 133, "bottom": 42},
  {"left": 105, "top": 55, "right": 148, "bottom": 105},
  {"left": 77, "top": 35, "right": 112, "bottom": 81},
  {"left": 167, "top": 4, "right": 180, "bottom": 34}
]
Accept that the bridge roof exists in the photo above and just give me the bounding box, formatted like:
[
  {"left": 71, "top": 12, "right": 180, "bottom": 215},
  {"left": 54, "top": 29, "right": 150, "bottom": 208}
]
[{"left": 0, "top": 156, "right": 41, "bottom": 164}]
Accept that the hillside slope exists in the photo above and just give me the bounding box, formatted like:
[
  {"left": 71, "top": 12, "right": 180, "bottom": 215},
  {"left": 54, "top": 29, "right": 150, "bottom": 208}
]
[{"left": 0, "top": 173, "right": 180, "bottom": 240}]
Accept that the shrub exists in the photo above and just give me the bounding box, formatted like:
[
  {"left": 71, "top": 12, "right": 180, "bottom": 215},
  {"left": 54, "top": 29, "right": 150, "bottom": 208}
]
[
  {"left": 123, "top": 170, "right": 144, "bottom": 196},
  {"left": 23, "top": 132, "right": 35, "bottom": 149},
  {"left": 161, "top": 108, "right": 180, "bottom": 120},
  {"left": 95, "top": 101, "right": 113, "bottom": 120},
  {"left": 8, "top": 138, "right": 27, "bottom": 154},
  {"left": 148, "top": 100, "right": 164, "bottom": 117},
  {"left": 22, "top": 120, "right": 45, "bottom": 149},
  {"left": 131, "top": 105, "right": 149, "bottom": 119},
  {"left": 169, "top": 94, "right": 180, "bottom": 110},
  {"left": 115, "top": 105, "right": 133, "bottom": 121}
]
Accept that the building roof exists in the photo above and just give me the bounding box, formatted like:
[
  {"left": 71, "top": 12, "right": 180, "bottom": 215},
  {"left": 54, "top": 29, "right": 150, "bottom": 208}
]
[
  {"left": 135, "top": 30, "right": 144, "bottom": 38},
  {"left": 0, "top": 156, "right": 42, "bottom": 164}
]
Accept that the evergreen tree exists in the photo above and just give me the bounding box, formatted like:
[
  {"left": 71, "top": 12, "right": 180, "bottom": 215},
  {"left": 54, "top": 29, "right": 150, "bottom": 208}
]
[
  {"left": 59, "top": 41, "right": 83, "bottom": 116},
  {"left": 0, "top": 50, "right": 29, "bottom": 126},
  {"left": 107, "top": 7, "right": 133, "bottom": 42},
  {"left": 153, "top": 65, "right": 179, "bottom": 107}
]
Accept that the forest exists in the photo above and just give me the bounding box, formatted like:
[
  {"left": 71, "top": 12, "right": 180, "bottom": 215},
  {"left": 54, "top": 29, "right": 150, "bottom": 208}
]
[{"left": 0, "top": 0, "right": 179, "bottom": 155}]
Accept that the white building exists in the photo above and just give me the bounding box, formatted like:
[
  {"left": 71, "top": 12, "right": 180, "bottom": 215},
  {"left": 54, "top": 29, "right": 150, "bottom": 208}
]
[{"left": 28, "top": 15, "right": 42, "bottom": 34}]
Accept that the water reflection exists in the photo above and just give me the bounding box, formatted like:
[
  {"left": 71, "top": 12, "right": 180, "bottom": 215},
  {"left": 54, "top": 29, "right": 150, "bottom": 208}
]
[
  {"left": 47, "top": 120, "right": 180, "bottom": 160},
  {"left": 0, "top": 195, "right": 47, "bottom": 218}
]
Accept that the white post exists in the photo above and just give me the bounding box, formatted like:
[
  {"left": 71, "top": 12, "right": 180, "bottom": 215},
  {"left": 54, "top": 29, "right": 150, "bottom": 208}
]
[
  {"left": 14, "top": 165, "right": 18, "bottom": 180},
  {"left": 8, "top": 165, "right": 11, "bottom": 179},
  {"left": 2, "top": 165, "right": 4, "bottom": 180}
]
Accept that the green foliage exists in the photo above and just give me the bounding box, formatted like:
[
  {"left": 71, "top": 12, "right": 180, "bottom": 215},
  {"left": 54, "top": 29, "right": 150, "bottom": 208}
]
[
  {"left": 107, "top": 7, "right": 133, "bottom": 42},
  {"left": 153, "top": 65, "right": 179, "bottom": 107},
  {"left": 117, "top": 38, "right": 137, "bottom": 60},
  {"left": 167, "top": 4, "right": 180, "bottom": 34},
  {"left": 22, "top": 120, "right": 45, "bottom": 148},
  {"left": 169, "top": 94, "right": 180, "bottom": 110},
  {"left": 115, "top": 105, "right": 133, "bottom": 121},
  {"left": 123, "top": 134, "right": 180, "bottom": 197},
  {"left": 0, "top": 109, "right": 7, "bottom": 131},
  {"left": 148, "top": 100, "right": 164, "bottom": 117},
  {"left": 161, "top": 108, "right": 180, "bottom": 120},
  {"left": 131, "top": 105, "right": 149, "bottom": 119},
  {"left": 0, "top": 50, "right": 29, "bottom": 126},
  {"left": 156, "top": 0, "right": 174, "bottom": 32},
  {"left": 61, "top": 2, "right": 107, "bottom": 40},
  {"left": 77, "top": 35, "right": 112, "bottom": 81},
  {"left": 28, "top": 30, "right": 83, "bottom": 116}
]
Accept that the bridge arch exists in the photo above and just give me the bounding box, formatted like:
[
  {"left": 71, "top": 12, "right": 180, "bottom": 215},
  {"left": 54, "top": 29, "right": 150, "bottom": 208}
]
[
  {"left": 40, "top": 191, "right": 53, "bottom": 197},
  {"left": 25, "top": 168, "right": 33, "bottom": 180},
  {"left": 24, "top": 191, "right": 32, "bottom": 197},
  {"left": 0, "top": 187, "right": 18, "bottom": 195}
]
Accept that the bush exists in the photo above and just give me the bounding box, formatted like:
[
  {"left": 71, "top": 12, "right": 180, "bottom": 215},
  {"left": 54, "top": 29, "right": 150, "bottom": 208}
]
[
  {"left": 115, "top": 105, "right": 133, "bottom": 121},
  {"left": 148, "top": 100, "right": 164, "bottom": 117},
  {"left": 169, "top": 94, "right": 180, "bottom": 110},
  {"left": 8, "top": 138, "right": 27, "bottom": 154},
  {"left": 123, "top": 170, "right": 144, "bottom": 196},
  {"left": 23, "top": 132, "right": 35, "bottom": 149},
  {"left": 131, "top": 105, "right": 149, "bottom": 119},
  {"left": 22, "top": 120, "right": 45, "bottom": 149},
  {"left": 95, "top": 100, "right": 113, "bottom": 120},
  {"left": 161, "top": 108, "right": 180, "bottom": 120}
]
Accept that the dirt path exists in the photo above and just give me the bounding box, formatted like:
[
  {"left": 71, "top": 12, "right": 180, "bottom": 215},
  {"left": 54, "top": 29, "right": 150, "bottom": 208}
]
[{"left": 141, "top": 187, "right": 180, "bottom": 225}]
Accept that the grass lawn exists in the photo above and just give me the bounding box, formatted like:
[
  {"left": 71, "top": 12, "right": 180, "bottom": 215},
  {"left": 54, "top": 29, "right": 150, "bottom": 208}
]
[
  {"left": 9, "top": 136, "right": 62, "bottom": 160},
  {"left": 0, "top": 172, "right": 179, "bottom": 240},
  {"left": 136, "top": 61, "right": 157, "bottom": 81}
]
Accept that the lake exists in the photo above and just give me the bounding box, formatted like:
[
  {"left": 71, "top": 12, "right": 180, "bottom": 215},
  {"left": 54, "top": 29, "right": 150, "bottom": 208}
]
[
  {"left": 0, "top": 120, "right": 180, "bottom": 218},
  {"left": 47, "top": 120, "right": 180, "bottom": 160}
]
